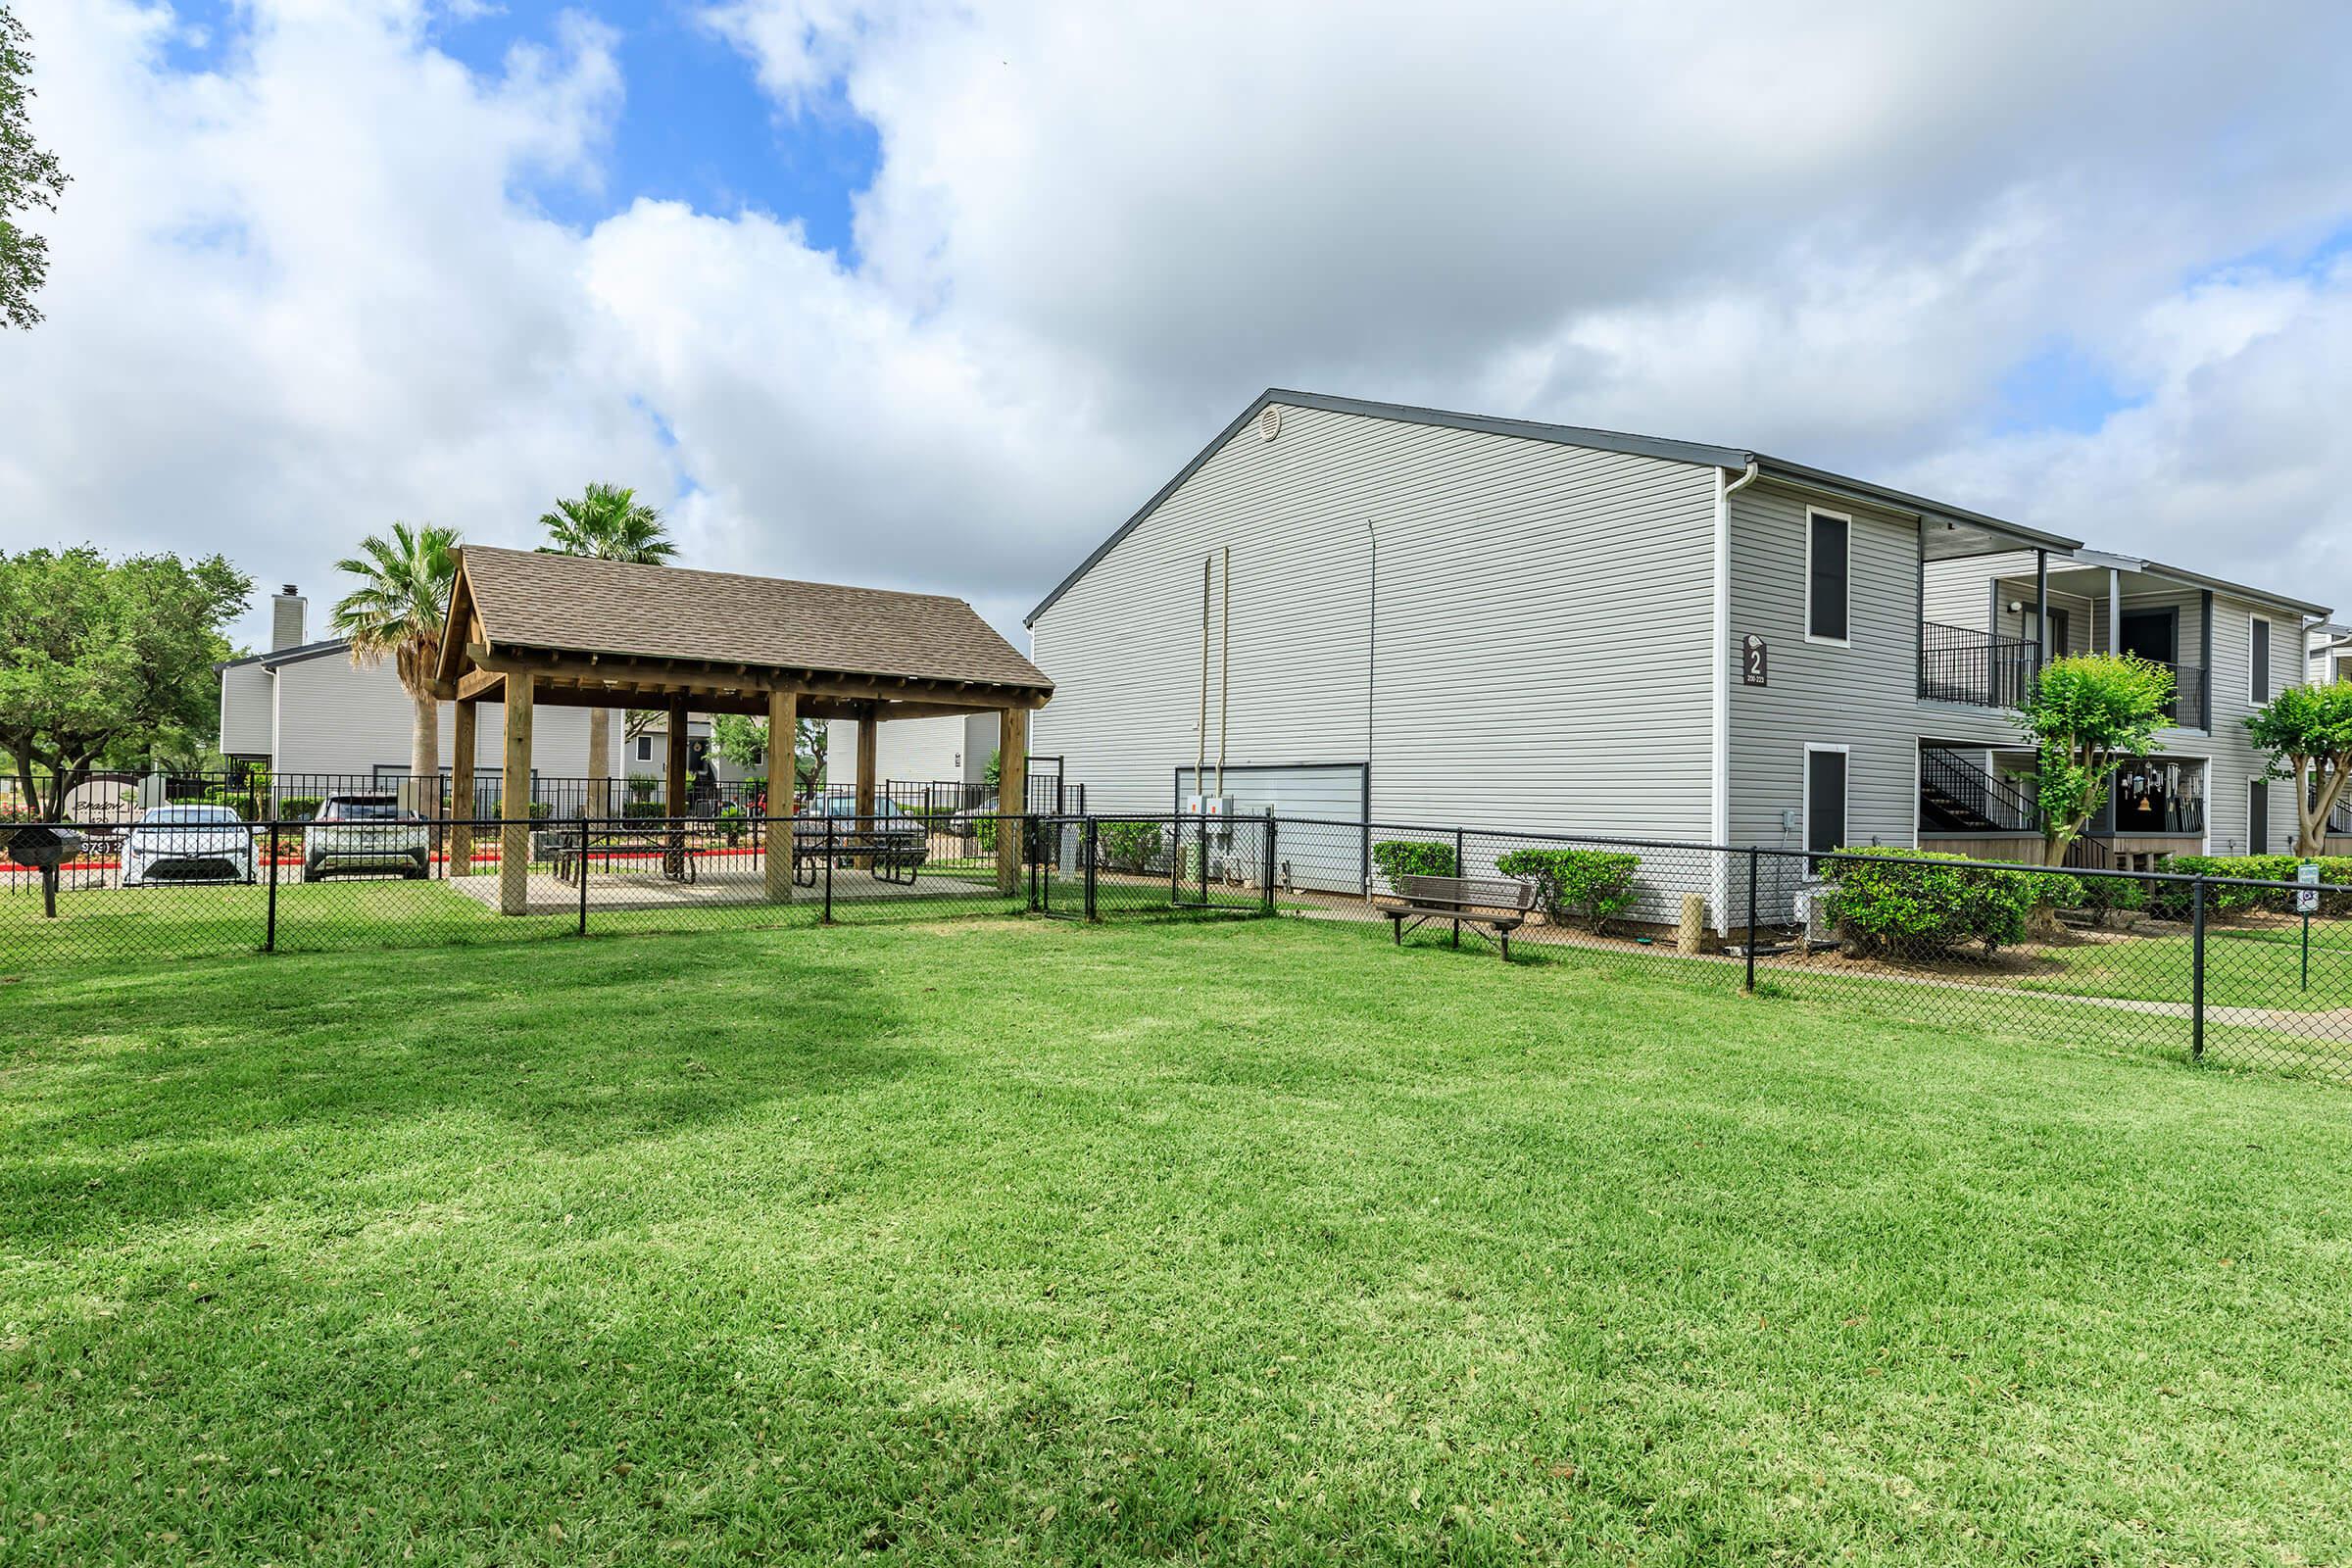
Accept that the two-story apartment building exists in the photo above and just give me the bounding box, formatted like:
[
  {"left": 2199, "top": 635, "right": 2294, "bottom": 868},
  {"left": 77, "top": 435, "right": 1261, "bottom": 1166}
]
[
  {"left": 1025, "top": 390, "right": 2328, "bottom": 925},
  {"left": 220, "top": 583, "right": 621, "bottom": 788}
]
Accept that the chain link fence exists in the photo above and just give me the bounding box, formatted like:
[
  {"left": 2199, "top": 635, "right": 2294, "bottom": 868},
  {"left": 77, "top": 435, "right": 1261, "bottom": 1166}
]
[{"left": 11, "top": 805, "right": 2352, "bottom": 1084}]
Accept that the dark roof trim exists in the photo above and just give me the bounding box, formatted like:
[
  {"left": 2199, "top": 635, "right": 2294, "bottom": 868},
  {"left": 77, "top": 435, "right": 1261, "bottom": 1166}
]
[
  {"left": 1024, "top": 388, "right": 2083, "bottom": 624},
  {"left": 2133, "top": 560, "right": 2329, "bottom": 619},
  {"left": 214, "top": 637, "right": 353, "bottom": 673}
]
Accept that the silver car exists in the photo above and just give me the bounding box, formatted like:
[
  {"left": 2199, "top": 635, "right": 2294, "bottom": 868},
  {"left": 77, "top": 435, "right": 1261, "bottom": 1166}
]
[
  {"left": 121, "top": 804, "right": 257, "bottom": 887},
  {"left": 305, "top": 794, "right": 432, "bottom": 880}
]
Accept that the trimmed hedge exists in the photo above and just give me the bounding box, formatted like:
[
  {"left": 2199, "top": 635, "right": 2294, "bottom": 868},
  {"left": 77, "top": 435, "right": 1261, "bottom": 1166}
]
[
  {"left": 2150, "top": 855, "right": 2352, "bottom": 918},
  {"left": 1371, "top": 839, "right": 1457, "bottom": 891},
  {"left": 1824, "top": 849, "right": 2082, "bottom": 956},
  {"left": 1099, "top": 820, "right": 1162, "bottom": 874},
  {"left": 1493, "top": 848, "right": 1640, "bottom": 933},
  {"left": 276, "top": 796, "right": 322, "bottom": 822}
]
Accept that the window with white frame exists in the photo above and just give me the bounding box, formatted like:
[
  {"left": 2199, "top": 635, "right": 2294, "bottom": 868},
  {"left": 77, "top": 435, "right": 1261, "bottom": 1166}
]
[
  {"left": 2250, "top": 615, "right": 2272, "bottom": 704},
  {"left": 1804, "top": 744, "right": 1849, "bottom": 857},
  {"left": 1806, "top": 509, "right": 1850, "bottom": 644}
]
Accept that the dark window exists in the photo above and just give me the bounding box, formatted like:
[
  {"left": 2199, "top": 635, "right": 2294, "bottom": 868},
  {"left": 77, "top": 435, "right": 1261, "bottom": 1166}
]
[
  {"left": 636, "top": 736, "right": 652, "bottom": 761},
  {"left": 2120, "top": 608, "right": 2177, "bottom": 664},
  {"left": 1808, "top": 513, "right": 1849, "bottom": 642},
  {"left": 2251, "top": 619, "right": 2271, "bottom": 702},
  {"left": 1806, "top": 749, "right": 1848, "bottom": 856},
  {"left": 2249, "top": 780, "right": 2270, "bottom": 853}
]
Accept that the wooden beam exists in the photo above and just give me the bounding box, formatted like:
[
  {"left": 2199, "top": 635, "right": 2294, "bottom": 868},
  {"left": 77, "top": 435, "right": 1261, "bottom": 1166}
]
[
  {"left": 764, "top": 688, "right": 797, "bottom": 904},
  {"left": 997, "top": 707, "right": 1028, "bottom": 894},
  {"left": 456, "top": 666, "right": 506, "bottom": 703},
  {"left": 464, "top": 642, "right": 1048, "bottom": 710},
  {"left": 499, "top": 673, "right": 534, "bottom": 915},
  {"left": 665, "top": 696, "right": 688, "bottom": 821},
  {"left": 450, "top": 700, "right": 477, "bottom": 877}
]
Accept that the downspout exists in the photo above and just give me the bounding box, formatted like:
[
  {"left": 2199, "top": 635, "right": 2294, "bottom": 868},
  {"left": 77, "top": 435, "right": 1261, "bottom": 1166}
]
[
  {"left": 1217, "top": 545, "right": 1231, "bottom": 800},
  {"left": 1711, "top": 460, "right": 1760, "bottom": 855},
  {"left": 1363, "top": 517, "right": 1377, "bottom": 794},
  {"left": 1196, "top": 557, "right": 1209, "bottom": 804}
]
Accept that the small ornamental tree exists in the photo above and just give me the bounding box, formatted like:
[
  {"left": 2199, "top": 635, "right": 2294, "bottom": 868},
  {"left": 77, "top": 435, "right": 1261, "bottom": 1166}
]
[
  {"left": 2018, "top": 655, "right": 2175, "bottom": 867},
  {"left": 2245, "top": 680, "right": 2352, "bottom": 856}
]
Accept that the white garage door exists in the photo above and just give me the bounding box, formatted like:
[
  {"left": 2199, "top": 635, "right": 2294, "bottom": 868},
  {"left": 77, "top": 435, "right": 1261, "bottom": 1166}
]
[{"left": 1176, "top": 763, "right": 1367, "bottom": 895}]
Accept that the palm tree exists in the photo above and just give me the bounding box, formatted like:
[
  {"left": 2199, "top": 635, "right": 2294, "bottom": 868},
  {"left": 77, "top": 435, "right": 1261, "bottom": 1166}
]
[
  {"left": 538, "top": 484, "right": 676, "bottom": 812},
  {"left": 329, "top": 522, "right": 461, "bottom": 812}
]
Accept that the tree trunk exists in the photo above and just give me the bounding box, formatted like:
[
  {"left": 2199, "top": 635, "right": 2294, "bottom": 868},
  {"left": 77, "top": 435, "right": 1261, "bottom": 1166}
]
[
  {"left": 587, "top": 708, "right": 612, "bottom": 818},
  {"left": 408, "top": 681, "right": 441, "bottom": 817}
]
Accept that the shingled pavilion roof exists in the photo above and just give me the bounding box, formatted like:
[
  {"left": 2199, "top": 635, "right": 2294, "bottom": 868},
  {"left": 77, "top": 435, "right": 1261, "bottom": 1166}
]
[{"left": 434, "top": 547, "right": 1050, "bottom": 716}]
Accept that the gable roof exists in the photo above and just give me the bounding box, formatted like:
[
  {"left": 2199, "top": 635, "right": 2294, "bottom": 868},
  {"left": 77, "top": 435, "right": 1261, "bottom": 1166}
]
[
  {"left": 1025, "top": 388, "right": 2085, "bottom": 625},
  {"left": 214, "top": 637, "right": 358, "bottom": 674},
  {"left": 448, "top": 546, "right": 1050, "bottom": 693}
]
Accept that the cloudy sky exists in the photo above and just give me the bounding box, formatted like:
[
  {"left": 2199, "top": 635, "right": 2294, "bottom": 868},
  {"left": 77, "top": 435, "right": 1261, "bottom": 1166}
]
[{"left": 7, "top": 0, "right": 2352, "bottom": 653}]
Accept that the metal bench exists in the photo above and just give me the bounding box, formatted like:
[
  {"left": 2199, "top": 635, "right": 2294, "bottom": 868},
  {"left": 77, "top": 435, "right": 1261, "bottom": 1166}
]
[{"left": 1380, "top": 873, "right": 1536, "bottom": 959}]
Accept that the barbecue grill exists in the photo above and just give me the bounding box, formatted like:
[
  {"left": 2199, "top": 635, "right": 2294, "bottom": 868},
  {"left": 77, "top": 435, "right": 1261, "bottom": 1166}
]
[{"left": 6, "top": 824, "right": 83, "bottom": 918}]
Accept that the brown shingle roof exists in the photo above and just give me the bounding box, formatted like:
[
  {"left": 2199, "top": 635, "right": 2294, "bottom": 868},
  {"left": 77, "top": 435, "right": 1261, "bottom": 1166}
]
[{"left": 458, "top": 547, "right": 1050, "bottom": 692}]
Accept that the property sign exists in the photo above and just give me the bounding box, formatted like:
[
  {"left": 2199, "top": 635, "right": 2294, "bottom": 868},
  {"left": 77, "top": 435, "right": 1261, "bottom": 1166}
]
[
  {"left": 1741, "top": 634, "right": 1769, "bottom": 687},
  {"left": 2297, "top": 860, "right": 2322, "bottom": 914}
]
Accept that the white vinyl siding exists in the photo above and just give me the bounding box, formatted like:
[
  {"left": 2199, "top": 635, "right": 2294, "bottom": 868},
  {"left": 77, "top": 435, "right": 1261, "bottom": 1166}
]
[
  {"left": 266, "top": 654, "right": 615, "bottom": 778},
  {"left": 218, "top": 661, "right": 273, "bottom": 756},
  {"left": 1030, "top": 403, "right": 1720, "bottom": 837},
  {"left": 1728, "top": 481, "right": 1996, "bottom": 853},
  {"left": 825, "top": 712, "right": 1000, "bottom": 792}
]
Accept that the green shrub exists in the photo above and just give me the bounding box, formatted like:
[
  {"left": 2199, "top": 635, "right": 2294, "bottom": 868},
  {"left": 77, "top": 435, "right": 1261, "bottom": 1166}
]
[
  {"left": 1493, "top": 848, "right": 1640, "bottom": 933},
  {"left": 276, "top": 796, "right": 322, "bottom": 821},
  {"left": 2152, "top": 855, "right": 2352, "bottom": 918},
  {"left": 2075, "top": 873, "right": 2146, "bottom": 924},
  {"left": 1823, "top": 849, "right": 2055, "bottom": 956},
  {"left": 1371, "top": 839, "right": 1456, "bottom": 891},
  {"left": 1099, "top": 820, "right": 1162, "bottom": 873}
]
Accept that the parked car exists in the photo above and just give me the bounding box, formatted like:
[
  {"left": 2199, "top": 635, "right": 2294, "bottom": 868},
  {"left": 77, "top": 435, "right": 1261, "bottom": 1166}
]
[
  {"left": 795, "top": 796, "right": 930, "bottom": 866},
  {"left": 305, "top": 794, "right": 431, "bottom": 880},
  {"left": 121, "top": 805, "right": 257, "bottom": 887}
]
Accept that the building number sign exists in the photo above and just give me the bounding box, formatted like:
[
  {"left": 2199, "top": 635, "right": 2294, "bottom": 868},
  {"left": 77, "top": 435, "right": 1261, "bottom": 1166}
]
[{"left": 1741, "top": 634, "right": 1769, "bottom": 687}]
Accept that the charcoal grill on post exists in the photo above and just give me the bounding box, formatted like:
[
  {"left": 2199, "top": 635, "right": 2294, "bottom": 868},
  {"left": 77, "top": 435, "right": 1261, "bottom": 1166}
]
[{"left": 6, "top": 824, "right": 82, "bottom": 918}]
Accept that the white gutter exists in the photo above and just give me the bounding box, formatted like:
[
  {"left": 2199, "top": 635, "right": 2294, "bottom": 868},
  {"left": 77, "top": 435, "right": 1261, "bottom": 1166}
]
[{"left": 1711, "top": 460, "right": 1760, "bottom": 857}]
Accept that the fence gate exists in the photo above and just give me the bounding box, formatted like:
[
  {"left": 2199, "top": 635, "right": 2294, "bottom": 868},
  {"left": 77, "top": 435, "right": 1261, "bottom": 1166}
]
[{"left": 1037, "top": 815, "right": 1086, "bottom": 920}]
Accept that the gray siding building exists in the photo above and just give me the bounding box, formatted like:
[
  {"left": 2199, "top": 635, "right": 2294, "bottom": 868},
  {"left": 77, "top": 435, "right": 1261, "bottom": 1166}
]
[{"left": 1027, "top": 390, "right": 2330, "bottom": 926}]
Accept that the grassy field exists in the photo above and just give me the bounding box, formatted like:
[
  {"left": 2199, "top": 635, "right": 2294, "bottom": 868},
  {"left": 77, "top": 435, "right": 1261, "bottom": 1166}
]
[{"left": 6, "top": 917, "right": 2351, "bottom": 1565}]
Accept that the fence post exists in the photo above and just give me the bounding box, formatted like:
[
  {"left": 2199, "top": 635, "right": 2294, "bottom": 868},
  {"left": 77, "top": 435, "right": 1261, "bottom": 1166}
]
[
  {"left": 1263, "top": 809, "right": 1278, "bottom": 916},
  {"left": 1084, "top": 815, "right": 1099, "bottom": 921},
  {"left": 265, "top": 821, "right": 279, "bottom": 954},
  {"left": 2190, "top": 875, "right": 2207, "bottom": 1062},
  {"left": 824, "top": 815, "right": 835, "bottom": 924},
  {"left": 577, "top": 816, "right": 589, "bottom": 937},
  {"left": 1744, "top": 846, "right": 1758, "bottom": 993},
  {"left": 1453, "top": 826, "right": 1466, "bottom": 878}
]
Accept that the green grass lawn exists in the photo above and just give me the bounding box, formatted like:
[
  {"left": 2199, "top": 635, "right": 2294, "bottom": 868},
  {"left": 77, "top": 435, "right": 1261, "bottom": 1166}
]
[
  {"left": 2017, "top": 916, "right": 2352, "bottom": 1013},
  {"left": 6, "top": 917, "right": 2351, "bottom": 1565}
]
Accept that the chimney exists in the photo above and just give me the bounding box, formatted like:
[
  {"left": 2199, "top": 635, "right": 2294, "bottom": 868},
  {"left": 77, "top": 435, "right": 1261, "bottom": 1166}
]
[{"left": 271, "top": 585, "right": 307, "bottom": 651}]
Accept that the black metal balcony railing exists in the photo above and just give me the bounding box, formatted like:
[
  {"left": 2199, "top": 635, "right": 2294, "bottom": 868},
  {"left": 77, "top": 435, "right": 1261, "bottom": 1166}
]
[
  {"left": 2161, "top": 663, "right": 2210, "bottom": 730},
  {"left": 1920, "top": 747, "right": 2038, "bottom": 833},
  {"left": 1919, "top": 622, "right": 2039, "bottom": 709}
]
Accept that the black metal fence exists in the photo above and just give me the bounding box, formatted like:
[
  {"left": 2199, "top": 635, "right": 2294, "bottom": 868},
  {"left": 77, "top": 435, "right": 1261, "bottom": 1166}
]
[{"left": 12, "top": 804, "right": 2352, "bottom": 1086}]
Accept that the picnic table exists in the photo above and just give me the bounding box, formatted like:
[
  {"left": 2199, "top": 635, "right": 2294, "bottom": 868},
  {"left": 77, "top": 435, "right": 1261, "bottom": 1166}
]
[{"left": 550, "top": 825, "right": 698, "bottom": 886}]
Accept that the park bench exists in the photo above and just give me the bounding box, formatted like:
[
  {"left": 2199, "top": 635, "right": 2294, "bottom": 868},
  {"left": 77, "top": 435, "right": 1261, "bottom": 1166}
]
[{"left": 1380, "top": 873, "right": 1536, "bottom": 960}]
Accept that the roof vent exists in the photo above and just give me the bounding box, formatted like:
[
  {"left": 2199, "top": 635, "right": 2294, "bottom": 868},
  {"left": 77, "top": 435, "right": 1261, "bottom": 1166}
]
[{"left": 1257, "top": 406, "right": 1282, "bottom": 442}]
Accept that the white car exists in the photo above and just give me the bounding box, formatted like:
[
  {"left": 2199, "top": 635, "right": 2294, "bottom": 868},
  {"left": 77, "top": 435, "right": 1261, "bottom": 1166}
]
[
  {"left": 305, "top": 794, "right": 432, "bottom": 880},
  {"left": 121, "top": 804, "right": 257, "bottom": 887}
]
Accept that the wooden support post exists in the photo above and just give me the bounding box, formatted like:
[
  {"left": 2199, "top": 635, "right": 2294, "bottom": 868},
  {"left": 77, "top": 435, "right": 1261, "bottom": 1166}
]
[
  {"left": 764, "top": 688, "right": 797, "bottom": 902},
  {"left": 855, "top": 708, "right": 878, "bottom": 868},
  {"left": 997, "top": 707, "right": 1028, "bottom": 893},
  {"left": 499, "top": 673, "right": 534, "bottom": 915},
  {"left": 450, "top": 699, "right": 476, "bottom": 876},
  {"left": 665, "top": 697, "right": 688, "bottom": 822}
]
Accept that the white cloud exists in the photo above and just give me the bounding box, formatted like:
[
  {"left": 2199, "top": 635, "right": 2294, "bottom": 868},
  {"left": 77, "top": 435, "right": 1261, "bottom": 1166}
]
[{"left": 7, "top": 0, "right": 2352, "bottom": 655}]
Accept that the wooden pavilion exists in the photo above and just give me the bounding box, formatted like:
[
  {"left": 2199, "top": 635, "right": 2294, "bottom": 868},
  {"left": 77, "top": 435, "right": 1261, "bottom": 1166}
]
[{"left": 430, "top": 547, "right": 1054, "bottom": 913}]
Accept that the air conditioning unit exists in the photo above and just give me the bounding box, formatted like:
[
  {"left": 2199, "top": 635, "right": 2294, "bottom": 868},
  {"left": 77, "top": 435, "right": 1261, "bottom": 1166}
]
[{"left": 1790, "top": 879, "right": 1837, "bottom": 947}]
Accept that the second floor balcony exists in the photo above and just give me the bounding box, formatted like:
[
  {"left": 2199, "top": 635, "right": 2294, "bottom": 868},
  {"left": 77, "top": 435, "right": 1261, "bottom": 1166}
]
[{"left": 1918, "top": 621, "right": 2211, "bottom": 729}]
